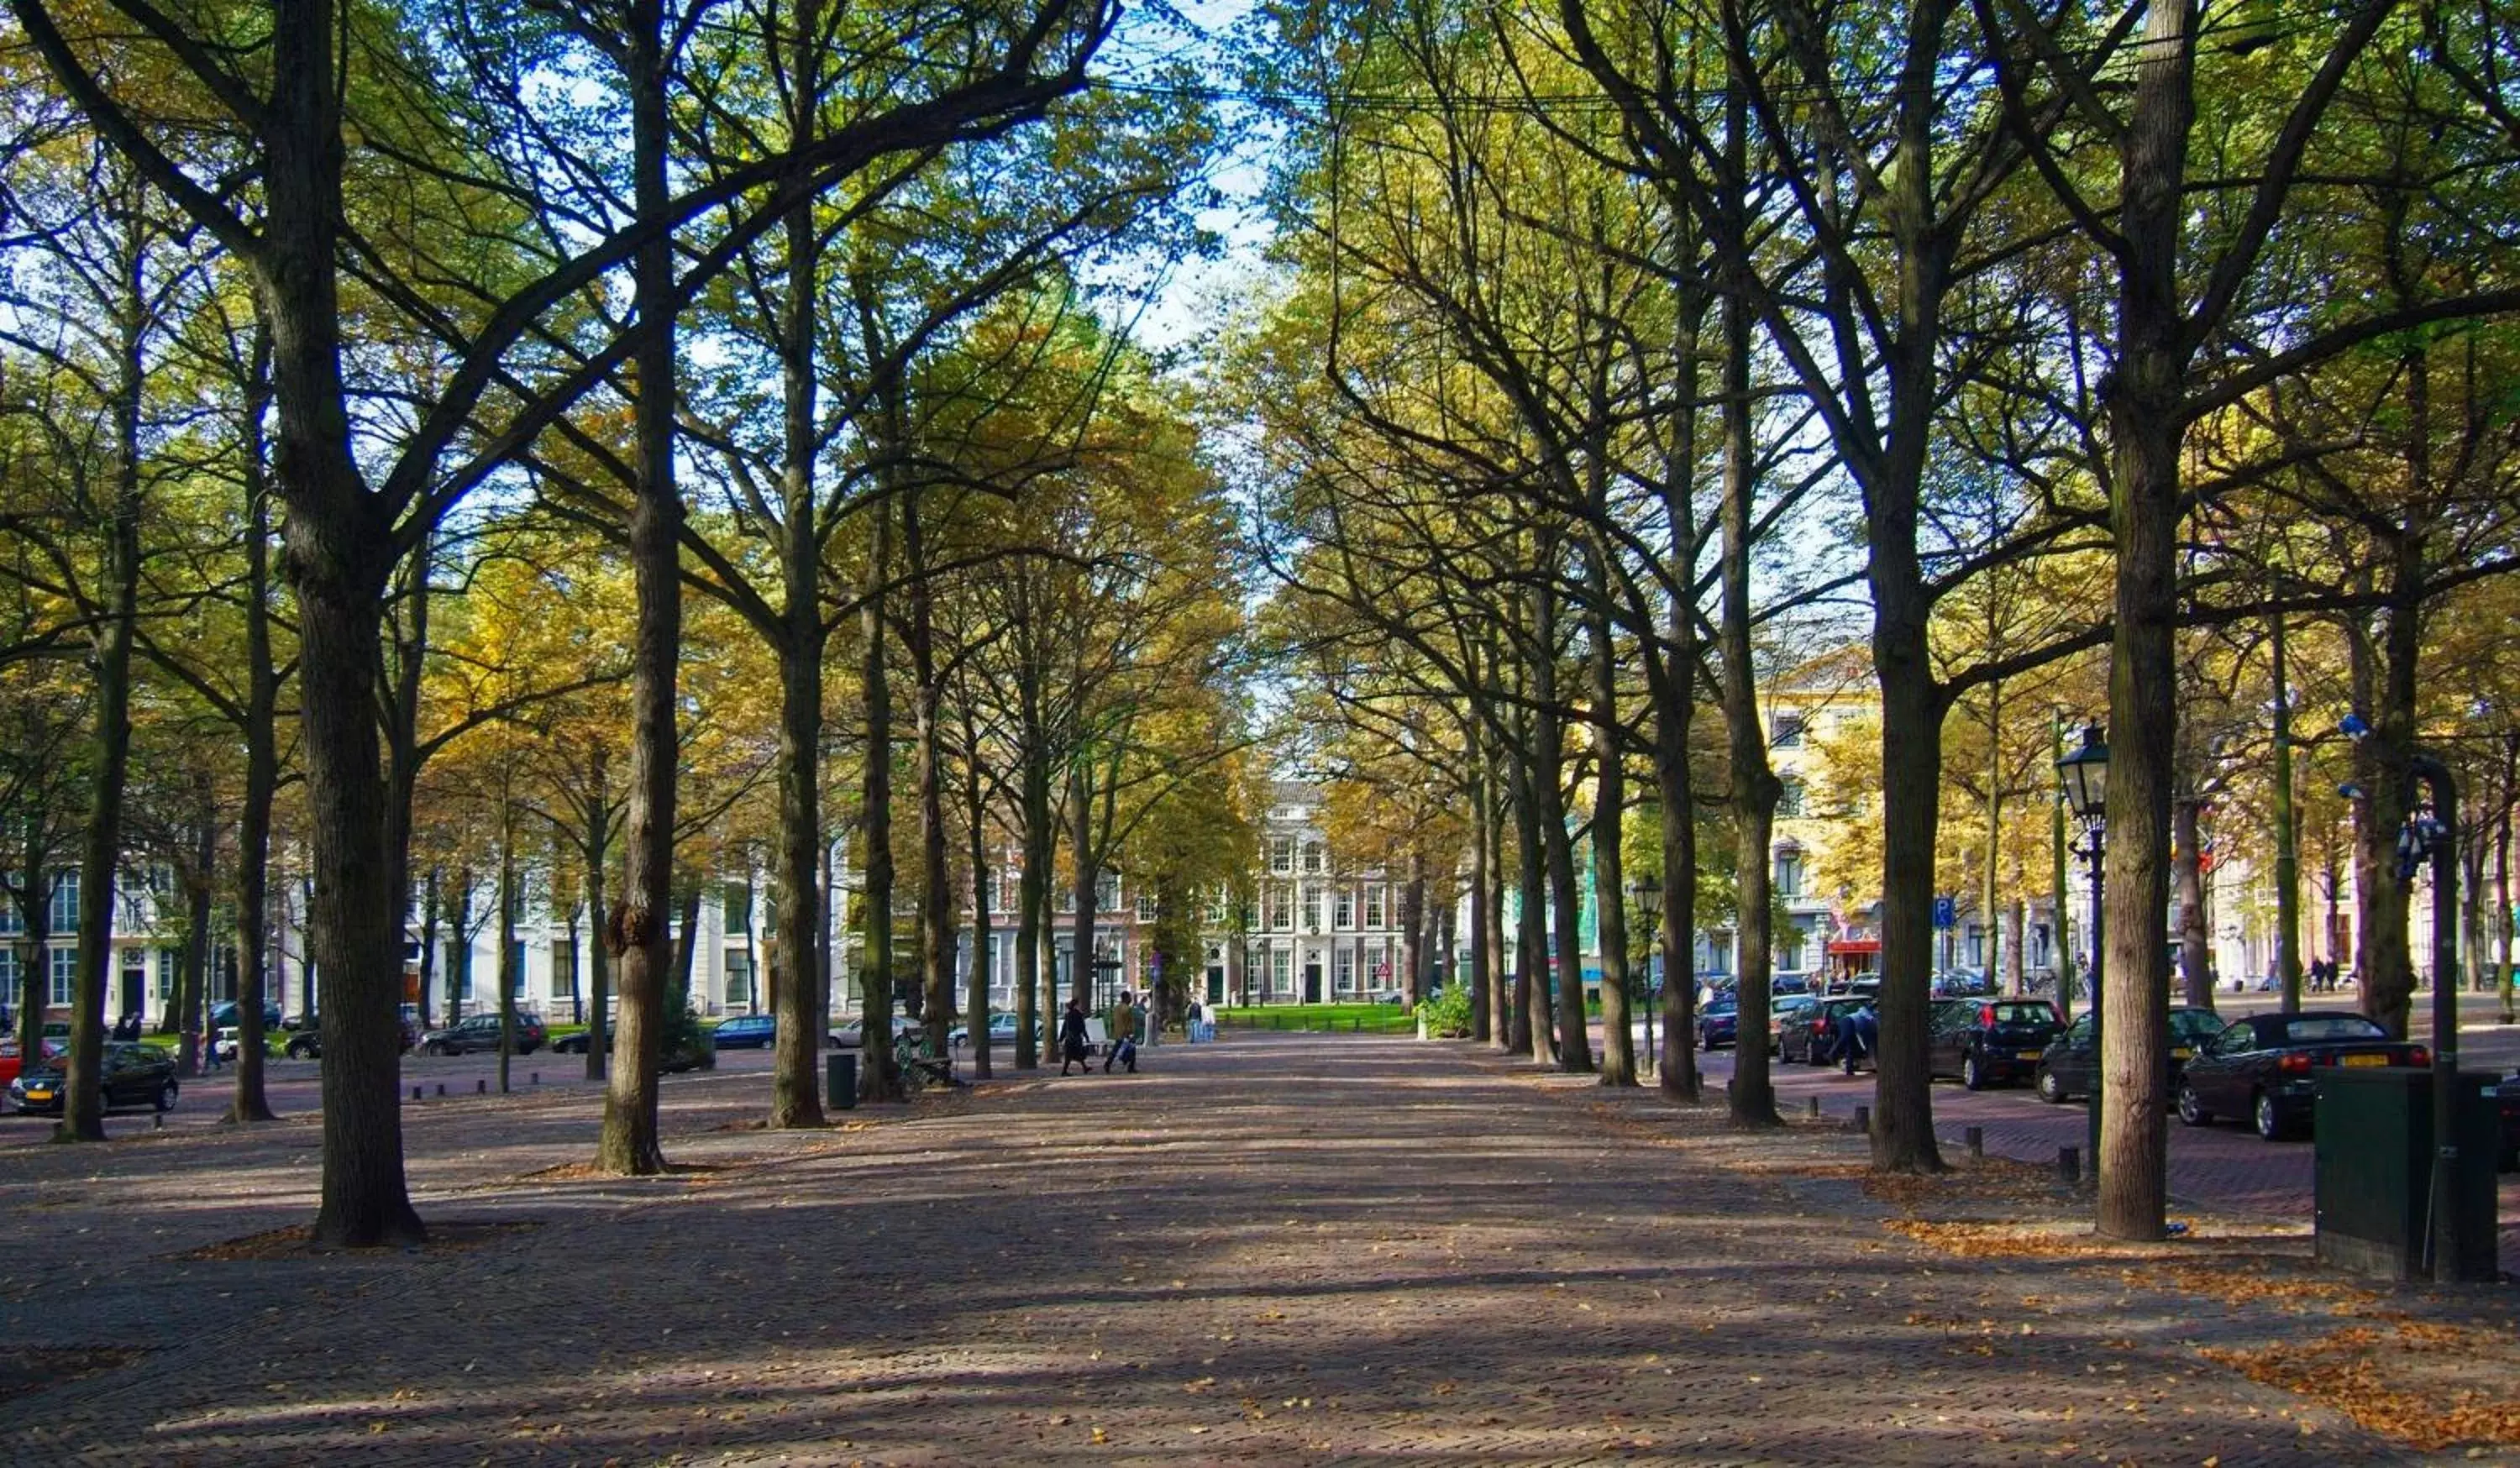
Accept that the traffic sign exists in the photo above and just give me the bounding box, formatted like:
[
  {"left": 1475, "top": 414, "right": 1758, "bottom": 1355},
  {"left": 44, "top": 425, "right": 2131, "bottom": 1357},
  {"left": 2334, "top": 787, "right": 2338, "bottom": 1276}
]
[{"left": 1932, "top": 895, "right": 1956, "bottom": 930}]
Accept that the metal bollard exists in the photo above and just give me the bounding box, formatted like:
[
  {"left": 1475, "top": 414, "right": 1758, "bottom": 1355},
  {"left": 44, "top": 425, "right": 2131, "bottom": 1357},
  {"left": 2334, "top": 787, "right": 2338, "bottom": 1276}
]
[
  {"left": 1965, "top": 1125, "right": 1984, "bottom": 1157},
  {"left": 531, "top": 1072, "right": 539, "bottom": 1086},
  {"left": 437, "top": 1083, "right": 446, "bottom": 1097},
  {"left": 411, "top": 1086, "right": 422, "bottom": 1102},
  {"left": 2057, "top": 1146, "right": 2081, "bottom": 1184},
  {"left": 476, "top": 1078, "right": 486, "bottom": 1093},
  {"left": 1852, "top": 1104, "right": 1871, "bottom": 1133},
  {"left": 1806, "top": 1096, "right": 1821, "bottom": 1119}
]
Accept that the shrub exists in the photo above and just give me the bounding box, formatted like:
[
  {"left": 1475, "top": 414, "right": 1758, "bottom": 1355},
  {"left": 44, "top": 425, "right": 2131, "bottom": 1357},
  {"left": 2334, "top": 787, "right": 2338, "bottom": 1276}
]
[{"left": 1417, "top": 985, "right": 1473, "bottom": 1038}]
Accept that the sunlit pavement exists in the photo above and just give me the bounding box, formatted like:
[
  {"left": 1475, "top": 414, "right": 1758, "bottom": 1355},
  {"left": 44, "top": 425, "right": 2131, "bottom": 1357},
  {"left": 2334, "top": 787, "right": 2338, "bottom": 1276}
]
[{"left": 2, "top": 1030, "right": 2493, "bottom": 1465}]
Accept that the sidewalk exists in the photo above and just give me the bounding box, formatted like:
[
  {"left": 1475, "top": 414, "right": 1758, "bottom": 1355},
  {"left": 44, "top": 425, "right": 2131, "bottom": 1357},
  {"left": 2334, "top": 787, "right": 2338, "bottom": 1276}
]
[{"left": 5, "top": 1032, "right": 2515, "bottom": 1464}]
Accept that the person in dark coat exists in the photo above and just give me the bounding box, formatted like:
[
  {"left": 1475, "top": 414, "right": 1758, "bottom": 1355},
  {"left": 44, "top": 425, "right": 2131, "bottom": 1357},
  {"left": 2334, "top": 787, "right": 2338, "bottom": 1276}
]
[{"left": 1058, "top": 997, "right": 1092, "bottom": 1076}]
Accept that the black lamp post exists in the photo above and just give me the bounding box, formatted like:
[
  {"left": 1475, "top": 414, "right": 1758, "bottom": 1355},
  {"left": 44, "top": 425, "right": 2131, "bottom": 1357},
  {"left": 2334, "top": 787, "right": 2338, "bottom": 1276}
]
[
  {"left": 1631, "top": 875, "right": 1664, "bottom": 1069},
  {"left": 2057, "top": 725, "right": 2109, "bottom": 1179}
]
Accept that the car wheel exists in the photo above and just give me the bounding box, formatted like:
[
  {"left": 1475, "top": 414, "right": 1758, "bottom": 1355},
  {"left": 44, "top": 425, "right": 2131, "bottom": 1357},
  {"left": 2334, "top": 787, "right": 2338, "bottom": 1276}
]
[
  {"left": 2254, "top": 1091, "right": 2291, "bottom": 1141},
  {"left": 2035, "top": 1068, "right": 2066, "bottom": 1104},
  {"left": 425, "top": 1041, "right": 444, "bottom": 1056},
  {"left": 2177, "top": 1084, "right": 2212, "bottom": 1126},
  {"left": 1961, "top": 1052, "right": 1986, "bottom": 1091},
  {"left": 155, "top": 1079, "right": 178, "bottom": 1112}
]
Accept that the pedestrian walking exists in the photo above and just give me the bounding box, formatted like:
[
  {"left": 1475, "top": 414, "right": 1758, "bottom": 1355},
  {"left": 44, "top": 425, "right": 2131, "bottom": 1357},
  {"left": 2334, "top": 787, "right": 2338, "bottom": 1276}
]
[{"left": 1058, "top": 998, "right": 1092, "bottom": 1076}]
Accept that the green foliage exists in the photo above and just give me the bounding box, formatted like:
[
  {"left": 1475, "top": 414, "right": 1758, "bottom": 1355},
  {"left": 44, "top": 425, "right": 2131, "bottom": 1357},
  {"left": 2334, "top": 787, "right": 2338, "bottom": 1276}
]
[{"left": 1416, "top": 983, "right": 1473, "bottom": 1038}]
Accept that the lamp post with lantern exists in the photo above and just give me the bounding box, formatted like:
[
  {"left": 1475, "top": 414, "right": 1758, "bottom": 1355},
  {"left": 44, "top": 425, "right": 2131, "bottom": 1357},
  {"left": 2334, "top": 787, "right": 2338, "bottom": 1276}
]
[
  {"left": 1630, "top": 875, "right": 1664, "bottom": 1072},
  {"left": 2056, "top": 725, "right": 2109, "bottom": 1178}
]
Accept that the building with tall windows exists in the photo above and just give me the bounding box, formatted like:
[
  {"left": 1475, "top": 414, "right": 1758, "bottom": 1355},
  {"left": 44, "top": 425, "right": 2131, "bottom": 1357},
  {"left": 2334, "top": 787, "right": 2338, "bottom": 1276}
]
[{"left": 1202, "top": 781, "right": 1413, "bottom": 1006}]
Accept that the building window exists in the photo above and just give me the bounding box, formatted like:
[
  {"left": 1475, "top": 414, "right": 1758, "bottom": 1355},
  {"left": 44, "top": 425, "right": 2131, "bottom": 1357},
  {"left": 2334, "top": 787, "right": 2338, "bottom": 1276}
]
[
  {"left": 726, "top": 952, "right": 753, "bottom": 1008},
  {"left": 1775, "top": 851, "right": 1804, "bottom": 897},
  {"left": 1771, "top": 714, "right": 1803, "bottom": 748},
  {"left": 1137, "top": 891, "right": 1158, "bottom": 923},
  {"left": 1269, "top": 946, "right": 1293, "bottom": 995},
  {"left": 1777, "top": 928, "right": 1806, "bottom": 973},
  {"left": 1267, "top": 884, "right": 1293, "bottom": 932},
  {"left": 1334, "top": 888, "right": 1354, "bottom": 930},
  {"left": 49, "top": 946, "right": 76, "bottom": 1006},
  {"left": 1302, "top": 884, "right": 1321, "bottom": 932},
  {"left": 0, "top": 947, "right": 17, "bottom": 999},
  {"left": 1777, "top": 778, "right": 1805, "bottom": 818},
  {"left": 1364, "top": 884, "right": 1386, "bottom": 930},
  {"left": 1097, "top": 873, "right": 1120, "bottom": 913},
  {"left": 155, "top": 947, "right": 177, "bottom": 999},
  {"left": 1302, "top": 841, "right": 1324, "bottom": 874},
  {"left": 1269, "top": 836, "right": 1294, "bottom": 875},
  {"left": 550, "top": 940, "right": 576, "bottom": 1000},
  {"left": 0, "top": 889, "right": 18, "bottom": 936},
  {"left": 1205, "top": 890, "right": 1228, "bottom": 925},
  {"left": 50, "top": 872, "right": 77, "bottom": 932},
  {"left": 1334, "top": 947, "right": 1356, "bottom": 993}
]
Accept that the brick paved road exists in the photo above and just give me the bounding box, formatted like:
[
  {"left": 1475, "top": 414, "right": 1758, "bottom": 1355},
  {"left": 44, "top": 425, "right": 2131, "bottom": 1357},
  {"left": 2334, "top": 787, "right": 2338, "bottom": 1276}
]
[{"left": 2, "top": 1032, "right": 2504, "bottom": 1465}]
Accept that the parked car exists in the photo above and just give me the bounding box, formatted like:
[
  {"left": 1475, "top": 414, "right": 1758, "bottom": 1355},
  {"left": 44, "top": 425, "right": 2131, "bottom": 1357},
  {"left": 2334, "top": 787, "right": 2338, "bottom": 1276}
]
[
  {"left": 2176, "top": 1009, "right": 2428, "bottom": 1140},
  {"left": 9, "top": 1041, "right": 178, "bottom": 1115},
  {"left": 1928, "top": 998, "right": 2065, "bottom": 1089},
  {"left": 1782, "top": 997, "right": 1872, "bottom": 1065},
  {"left": 1767, "top": 994, "right": 1819, "bottom": 1054},
  {"left": 829, "top": 1016, "right": 923, "bottom": 1050},
  {"left": 1695, "top": 996, "right": 1740, "bottom": 1051},
  {"left": 0, "top": 1035, "right": 64, "bottom": 1088},
  {"left": 1769, "top": 973, "right": 1813, "bottom": 998},
  {"left": 1930, "top": 969, "right": 1996, "bottom": 998},
  {"left": 2034, "top": 1005, "right": 2224, "bottom": 1104},
  {"left": 948, "top": 1013, "right": 1044, "bottom": 1051},
  {"left": 208, "top": 1000, "right": 285, "bottom": 1032},
  {"left": 417, "top": 1011, "right": 548, "bottom": 1056},
  {"left": 713, "top": 1014, "right": 777, "bottom": 1050},
  {"left": 549, "top": 1022, "right": 713, "bottom": 1072}
]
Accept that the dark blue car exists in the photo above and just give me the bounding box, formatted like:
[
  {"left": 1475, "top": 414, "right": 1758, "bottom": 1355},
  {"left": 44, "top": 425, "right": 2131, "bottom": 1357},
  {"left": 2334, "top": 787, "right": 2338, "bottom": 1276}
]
[
  {"left": 1696, "top": 997, "right": 1740, "bottom": 1051},
  {"left": 713, "top": 1014, "right": 776, "bottom": 1049}
]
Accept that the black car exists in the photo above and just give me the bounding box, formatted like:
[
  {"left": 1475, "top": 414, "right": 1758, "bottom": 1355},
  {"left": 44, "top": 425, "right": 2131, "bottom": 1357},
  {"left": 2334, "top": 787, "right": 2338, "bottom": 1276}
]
[
  {"left": 1696, "top": 997, "right": 1740, "bottom": 1051},
  {"left": 551, "top": 1024, "right": 714, "bottom": 1072},
  {"left": 9, "top": 1041, "right": 179, "bottom": 1115},
  {"left": 714, "top": 1014, "right": 776, "bottom": 1050},
  {"left": 1928, "top": 999, "right": 2064, "bottom": 1089},
  {"left": 417, "top": 1011, "right": 548, "bottom": 1056},
  {"left": 209, "top": 1000, "right": 285, "bottom": 1032},
  {"left": 282, "top": 1014, "right": 418, "bottom": 1059},
  {"left": 2034, "top": 1005, "right": 2224, "bottom": 1104},
  {"left": 2176, "top": 1009, "right": 2428, "bottom": 1140},
  {"left": 1765, "top": 994, "right": 1819, "bottom": 1055},
  {"left": 1782, "top": 998, "right": 1872, "bottom": 1066}
]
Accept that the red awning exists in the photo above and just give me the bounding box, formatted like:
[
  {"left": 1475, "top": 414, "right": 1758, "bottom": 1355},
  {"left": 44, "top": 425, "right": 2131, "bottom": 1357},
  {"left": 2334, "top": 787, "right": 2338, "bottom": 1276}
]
[{"left": 1825, "top": 939, "right": 1882, "bottom": 955}]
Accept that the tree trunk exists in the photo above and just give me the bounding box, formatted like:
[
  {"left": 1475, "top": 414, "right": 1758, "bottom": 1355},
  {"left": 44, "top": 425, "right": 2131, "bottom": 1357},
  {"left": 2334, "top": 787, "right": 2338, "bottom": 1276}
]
[
  {"left": 1467, "top": 732, "right": 1494, "bottom": 1046},
  {"left": 1717, "top": 282, "right": 1777, "bottom": 1127},
  {"left": 2093, "top": 0, "right": 2197, "bottom": 1242},
  {"left": 582, "top": 770, "right": 610, "bottom": 1080},
  {"left": 416, "top": 870, "right": 441, "bottom": 1035},
  {"left": 858, "top": 504, "right": 903, "bottom": 1102},
  {"left": 2175, "top": 799, "right": 2213, "bottom": 1005},
  {"left": 965, "top": 737, "right": 995, "bottom": 1080},
  {"left": 496, "top": 796, "right": 519, "bottom": 1095},
  {"left": 58, "top": 239, "right": 148, "bottom": 1144},
  {"left": 1530, "top": 572, "right": 1593, "bottom": 1073},
  {"left": 769, "top": 621, "right": 828, "bottom": 1125},
  {"left": 1014, "top": 715, "right": 1049, "bottom": 1070},
  {"left": 1069, "top": 755, "right": 1099, "bottom": 1013},
  {"left": 598, "top": 0, "right": 680, "bottom": 1177},
  {"left": 179, "top": 856, "right": 209, "bottom": 1078},
  {"left": 230, "top": 376, "right": 281, "bottom": 1122},
  {"left": 1507, "top": 726, "right": 1547, "bottom": 1061},
  {"left": 906, "top": 489, "right": 956, "bottom": 1056},
  {"left": 9, "top": 836, "right": 45, "bottom": 1074},
  {"left": 2350, "top": 615, "right": 2415, "bottom": 1033},
  {"left": 1399, "top": 853, "right": 1427, "bottom": 1010},
  {"left": 1585, "top": 531, "right": 1633, "bottom": 1086}
]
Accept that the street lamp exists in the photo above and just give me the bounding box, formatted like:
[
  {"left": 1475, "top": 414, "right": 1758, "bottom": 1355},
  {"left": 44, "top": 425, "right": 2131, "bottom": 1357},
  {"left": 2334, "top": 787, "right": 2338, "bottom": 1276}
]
[
  {"left": 2057, "top": 724, "right": 2109, "bottom": 1180},
  {"left": 1631, "top": 875, "right": 1664, "bottom": 1069}
]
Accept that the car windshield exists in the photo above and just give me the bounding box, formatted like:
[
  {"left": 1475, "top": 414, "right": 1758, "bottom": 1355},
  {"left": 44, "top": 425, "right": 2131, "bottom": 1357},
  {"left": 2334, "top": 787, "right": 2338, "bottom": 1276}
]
[
  {"left": 1704, "top": 999, "right": 1736, "bottom": 1014},
  {"left": 1986, "top": 1004, "right": 2054, "bottom": 1025},
  {"left": 2281, "top": 1015, "right": 2388, "bottom": 1043},
  {"left": 2168, "top": 1009, "right": 2223, "bottom": 1045}
]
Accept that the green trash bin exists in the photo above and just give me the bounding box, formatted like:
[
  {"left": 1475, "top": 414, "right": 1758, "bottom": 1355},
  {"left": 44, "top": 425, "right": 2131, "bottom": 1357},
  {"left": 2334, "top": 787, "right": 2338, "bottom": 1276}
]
[
  {"left": 827, "top": 1051, "right": 858, "bottom": 1111},
  {"left": 2314, "top": 1067, "right": 2497, "bottom": 1282}
]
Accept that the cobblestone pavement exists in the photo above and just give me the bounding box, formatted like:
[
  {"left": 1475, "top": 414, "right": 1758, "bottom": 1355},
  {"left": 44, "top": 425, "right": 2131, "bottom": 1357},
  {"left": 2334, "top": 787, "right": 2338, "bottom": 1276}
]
[{"left": 2, "top": 1033, "right": 2509, "bottom": 1465}]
